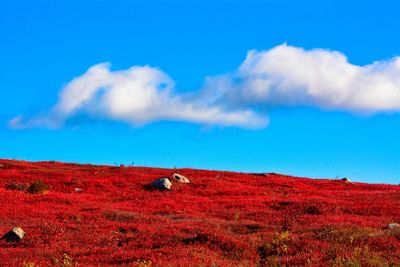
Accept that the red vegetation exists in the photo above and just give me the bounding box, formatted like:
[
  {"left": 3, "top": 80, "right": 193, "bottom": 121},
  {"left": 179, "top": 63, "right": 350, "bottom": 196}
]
[{"left": 0, "top": 159, "right": 400, "bottom": 266}]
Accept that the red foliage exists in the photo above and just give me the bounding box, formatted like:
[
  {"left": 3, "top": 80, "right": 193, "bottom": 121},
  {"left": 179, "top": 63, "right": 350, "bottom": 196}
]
[{"left": 0, "top": 159, "right": 399, "bottom": 266}]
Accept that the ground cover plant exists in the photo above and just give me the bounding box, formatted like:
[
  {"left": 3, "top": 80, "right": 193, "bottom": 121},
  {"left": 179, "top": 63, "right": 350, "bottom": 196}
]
[{"left": 0, "top": 159, "right": 399, "bottom": 266}]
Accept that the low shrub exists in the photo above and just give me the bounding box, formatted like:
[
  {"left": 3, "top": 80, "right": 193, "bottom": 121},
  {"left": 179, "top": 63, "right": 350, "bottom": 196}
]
[
  {"left": 52, "top": 253, "right": 75, "bottom": 267},
  {"left": 27, "top": 180, "right": 50, "bottom": 194},
  {"left": 258, "top": 231, "right": 292, "bottom": 265},
  {"left": 332, "top": 246, "right": 389, "bottom": 267},
  {"left": 314, "top": 226, "right": 378, "bottom": 245},
  {"left": 135, "top": 260, "right": 152, "bottom": 267},
  {"left": 5, "top": 180, "right": 29, "bottom": 191},
  {"left": 304, "top": 204, "right": 322, "bottom": 215},
  {"left": 103, "top": 210, "right": 135, "bottom": 222}
]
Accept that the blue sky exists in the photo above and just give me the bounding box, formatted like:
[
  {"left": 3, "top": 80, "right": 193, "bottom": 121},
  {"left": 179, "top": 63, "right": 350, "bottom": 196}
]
[{"left": 1, "top": 0, "right": 400, "bottom": 183}]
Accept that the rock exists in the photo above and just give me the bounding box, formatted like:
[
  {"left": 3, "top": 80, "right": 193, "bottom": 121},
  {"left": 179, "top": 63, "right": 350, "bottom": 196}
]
[
  {"left": 386, "top": 223, "right": 400, "bottom": 230},
  {"left": 151, "top": 178, "right": 172, "bottom": 190},
  {"left": 1, "top": 227, "right": 25, "bottom": 242},
  {"left": 341, "top": 177, "right": 351, "bottom": 182},
  {"left": 172, "top": 173, "right": 190, "bottom": 183},
  {"left": 74, "top": 188, "right": 83, "bottom": 193}
]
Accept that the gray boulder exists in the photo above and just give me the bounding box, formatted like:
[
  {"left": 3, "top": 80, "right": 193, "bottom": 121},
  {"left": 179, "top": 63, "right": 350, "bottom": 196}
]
[
  {"left": 172, "top": 173, "right": 190, "bottom": 183},
  {"left": 341, "top": 177, "right": 351, "bottom": 182},
  {"left": 151, "top": 178, "right": 172, "bottom": 190},
  {"left": 1, "top": 227, "right": 25, "bottom": 242}
]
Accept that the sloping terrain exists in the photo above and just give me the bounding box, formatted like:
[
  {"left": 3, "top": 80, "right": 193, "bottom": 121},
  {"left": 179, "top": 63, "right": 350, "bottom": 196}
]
[{"left": 0, "top": 159, "right": 399, "bottom": 266}]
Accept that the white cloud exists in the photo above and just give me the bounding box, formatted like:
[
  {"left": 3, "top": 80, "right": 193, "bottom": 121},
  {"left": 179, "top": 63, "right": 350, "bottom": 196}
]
[
  {"left": 206, "top": 44, "right": 400, "bottom": 113},
  {"left": 10, "top": 63, "right": 266, "bottom": 129},
  {"left": 10, "top": 44, "right": 400, "bottom": 130}
]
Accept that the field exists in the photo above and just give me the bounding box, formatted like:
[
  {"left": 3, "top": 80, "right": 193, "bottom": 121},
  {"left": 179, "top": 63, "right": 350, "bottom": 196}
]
[{"left": 0, "top": 159, "right": 400, "bottom": 266}]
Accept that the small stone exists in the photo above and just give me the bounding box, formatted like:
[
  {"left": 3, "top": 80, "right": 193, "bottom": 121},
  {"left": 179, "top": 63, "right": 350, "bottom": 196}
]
[
  {"left": 386, "top": 223, "right": 400, "bottom": 230},
  {"left": 74, "top": 188, "right": 83, "bottom": 193},
  {"left": 251, "top": 173, "right": 269, "bottom": 177},
  {"left": 172, "top": 173, "right": 190, "bottom": 183},
  {"left": 151, "top": 178, "right": 172, "bottom": 190},
  {"left": 1, "top": 227, "right": 25, "bottom": 242}
]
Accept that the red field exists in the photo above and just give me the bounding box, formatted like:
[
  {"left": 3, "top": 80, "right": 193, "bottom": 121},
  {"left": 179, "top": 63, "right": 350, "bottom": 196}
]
[{"left": 0, "top": 159, "right": 399, "bottom": 266}]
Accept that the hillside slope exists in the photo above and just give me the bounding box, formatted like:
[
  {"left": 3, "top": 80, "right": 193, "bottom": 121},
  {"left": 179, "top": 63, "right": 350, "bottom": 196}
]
[{"left": 0, "top": 159, "right": 399, "bottom": 266}]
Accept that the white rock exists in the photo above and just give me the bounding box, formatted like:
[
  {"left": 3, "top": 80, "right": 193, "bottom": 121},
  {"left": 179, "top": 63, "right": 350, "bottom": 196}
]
[
  {"left": 1, "top": 227, "right": 25, "bottom": 242},
  {"left": 172, "top": 173, "right": 190, "bottom": 183},
  {"left": 151, "top": 178, "right": 172, "bottom": 190},
  {"left": 74, "top": 188, "right": 83, "bottom": 193},
  {"left": 386, "top": 223, "right": 400, "bottom": 230}
]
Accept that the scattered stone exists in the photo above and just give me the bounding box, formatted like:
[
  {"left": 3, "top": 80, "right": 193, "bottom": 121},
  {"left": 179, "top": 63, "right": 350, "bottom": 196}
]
[
  {"left": 385, "top": 223, "right": 400, "bottom": 230},
  {"left": 245, "top": 224, "right": 262, "bottom": 233},
  {"left": 279, "top": 201, "right": 294, "bottom": 206},
  {"left": 151, "top": 178, "right": 172, "bottom": 190},
  {"left": 182, "top": 234, "right": 209, "bottom": 244},
  {"left": 118, "top": 228, "right": 127, "bottom": 234},
  {"left": 304, "top": 204, "right": 322, "bottom": 215},
  {"left": 172, "top": 173, "right": 190, "bottom": 183},
  {"left": 74, "top": 188, "right": 83, "bottom": 193},
  {"left": 1, "top": 227, "right": 25, "bottom": 242},
  {"left": 251, "top": 173, "right": 269, "bottom": 177},
  {"left": 341, "top": 177, "right": 351, "bottom": 182}
]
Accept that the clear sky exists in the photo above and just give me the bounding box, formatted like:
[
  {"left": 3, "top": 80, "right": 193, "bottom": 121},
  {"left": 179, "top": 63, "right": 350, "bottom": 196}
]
[{"left": 1, "top": 0, "right": 400, "bottom": 184}]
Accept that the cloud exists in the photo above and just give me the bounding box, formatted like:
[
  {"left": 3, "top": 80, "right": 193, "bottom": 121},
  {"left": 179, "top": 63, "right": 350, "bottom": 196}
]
[
  {"left": 10, "top": 44, "right": 400, "bottom": 130},
  {"left": 10, "top": 63, "right": 266, "bottom": 129},
  {"left": 204, "top": 44, "right": 400, "bottom": 113}
]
